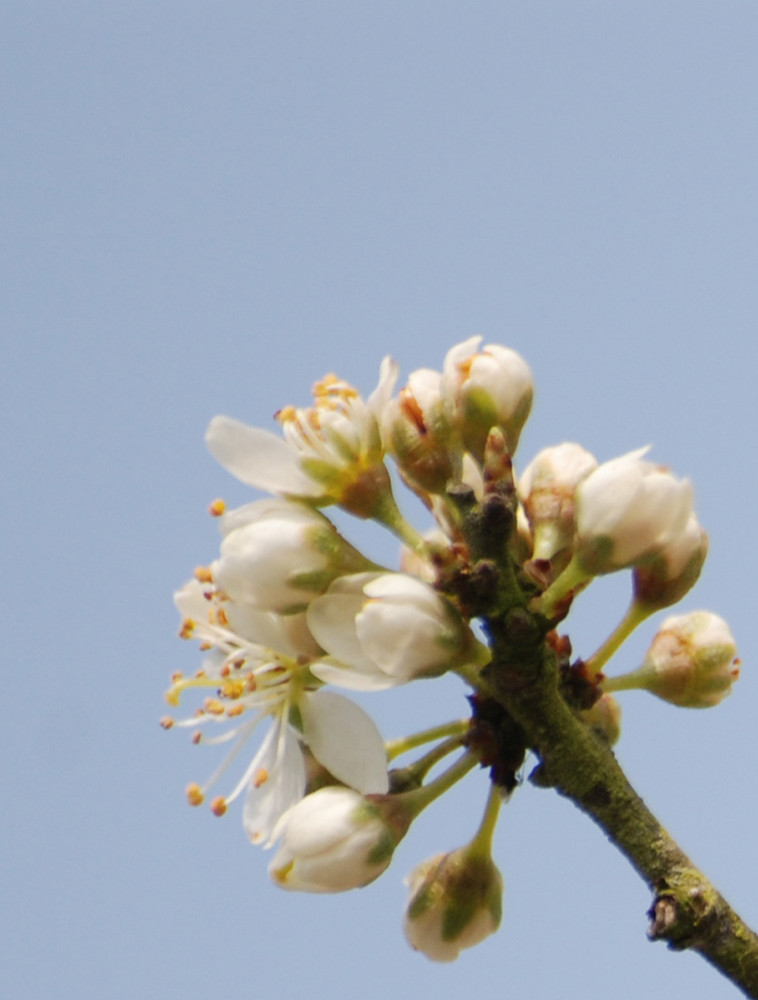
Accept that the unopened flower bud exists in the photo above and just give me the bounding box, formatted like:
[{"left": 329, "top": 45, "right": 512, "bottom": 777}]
[
  {"left": 307, "top": 572, "right": 489, "bottom": 690},
  {"left": 574, "top": 448, "right": 693, "bottom": 574},
  {"left": 605, "top": 611, "right": 739, "bottom": 708},
  {"left": 403, "top": 847, "right": 503, "bottom": 962},
  {"left": 269, "top": 787, "right": 408, "bottom": 893},
  {"left": 212, "top": 498, "right": 371, "bottom": 614},
  {"left": 519, "top": 442, "right": 598, "bottom": 561},
  {"left": 442, "top": 336, "right": 533, "bottom": 463},
  {"left": 580, "top": 693, "right": 622, "bottom": 746},
  {"left": 382, "top": 368, "right": 458, "bottom": 494},
  {"left": 633, "top": 514, "right": 708, "bottom": 610}
]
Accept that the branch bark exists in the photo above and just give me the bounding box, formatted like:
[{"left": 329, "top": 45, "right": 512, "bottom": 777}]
[{"left": 485, "top": 643, "right": 758, "bottom": 997}]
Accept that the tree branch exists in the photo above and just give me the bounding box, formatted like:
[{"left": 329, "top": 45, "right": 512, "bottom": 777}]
[{"left": 485, "top": 644, "right": 758, "bottom": 998}]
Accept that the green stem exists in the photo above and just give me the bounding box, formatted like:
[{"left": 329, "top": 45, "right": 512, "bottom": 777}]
[
  {"left": 533, "top": 554, "right": 592, "bottom": 619},
  {"left": 468, "top": 782, "right": 503, "bottom": 859},
  {"left": 398, "top": 751, "right": 479, "bottom": 820},
  {"left": 370, "top": 489, "right": 430, "bottom": 557},
  {"left": 583, "top": 598, "right": 655, "bottom": 679},
  {"left": 386, "top": 720, "right": 469, "bottom": 761},
  {"left": 601, "top": 668, "right": 651, "bottom": 694}
]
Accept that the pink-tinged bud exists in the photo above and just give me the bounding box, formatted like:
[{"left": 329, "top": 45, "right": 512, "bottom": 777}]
[
  {"left": 519, "top": 442, "right": 598, "bottom": 561},
  {"left": 382, "top": 368, "right": 458, "bottom": 494},
  {"left": 574, "top": 448, "right": 693, "bottom": 574},
  {"left": 633, "top": 514, "right": 708, "bottom": 610},
  {"left": 268, "top": 787, "right": 407, "bottom": 893},
  {"left": 403, "top": 848, "right": 503, "bottom": 962},
  {"left": 605, "top": 611, "right": 739, "bottom": 708},
  {"left": 580, "top": 694, "right": 622, "bottom": 746},
  {"left": 442, "top": 337, "right": 533, "bottom": 463}
]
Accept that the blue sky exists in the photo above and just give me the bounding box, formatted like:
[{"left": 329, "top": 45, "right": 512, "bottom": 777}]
[{"left": 3, "top": 4, "right": 757, "bottom": 998}]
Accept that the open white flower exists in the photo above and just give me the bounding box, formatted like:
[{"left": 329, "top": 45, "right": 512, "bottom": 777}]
[
  {"left": 165, "top": 580, "right": 388, "bottom": 845},
  {"left": 205, "top": 359, "right": 398, "bottom": 518},
  {"left": 306, "top": 572, "right": 489, "bottom": 691}
]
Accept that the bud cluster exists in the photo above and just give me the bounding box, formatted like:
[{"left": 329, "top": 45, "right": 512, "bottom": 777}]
[{"left": 165, "top": 336, "right": 738, "bottom": 962}]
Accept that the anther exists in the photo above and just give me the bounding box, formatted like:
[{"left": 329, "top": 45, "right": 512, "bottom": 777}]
[
  {"left": 186, "top": 783, "right": 204, "bottom": 806},
  {"left": 208, "top": 499, "right": 226, "bottom": 517},
  {"left": 210, "top": 797, "right": 227, "bottom": 817}
]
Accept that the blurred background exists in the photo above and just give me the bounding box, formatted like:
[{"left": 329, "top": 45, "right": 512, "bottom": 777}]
[{"left": 3, "top": 3, "right": 756, "bottom": 998}]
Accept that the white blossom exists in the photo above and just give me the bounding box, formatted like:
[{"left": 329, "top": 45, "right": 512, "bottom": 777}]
[
  {"left": 574, "top": 447, "right": 693, "bottom": 573},
  {"left": 633, "top": 611, "right": 739, "bottom": 708},
  {"left": 403, "top": 849, "right": 503, "bottom": 962},
  {"left": 210, "top": 498, "right": 371, "bottom": 614},
  {"left": 442, "top": 336, "right": 533, "bottom": 461},
  {"left": 166, "top": 580, "right": 388, "bottom": 845},
  {"left": 518, "top": 442, "right": 597, "bottom": 561},
  {"left": 205, "top": 359, "right": 398, "bottom": 517},
  {"left": 268, "top": 787, "right": 399, "bottom": 892},
  {"left": 306, "top": 572, "right": 489, "bottom": 691}
]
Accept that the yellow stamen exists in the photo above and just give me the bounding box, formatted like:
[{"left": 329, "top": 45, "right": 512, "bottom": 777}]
[
  {"left": 221, "top": 678, "right": 245, "bottom": 700},
  {"left": 210, "top": 797, "right": 227, "bottom": 817},
  {"left": 186, "top": 783, "right": 204, "bottom": 807},
  {"left": 203, "top": 698, "right": 225, "bottom": 715},
  {"left": 179, "top": 619, "right": 195, "bottom": 639},
  {"left": 208, "top": 498, "right": 226, "bottom": 517},
  {"left": 194, "top": 565, "right": 213, "bottom": 583},
  {"left": 253, "top": 768, "right": 269, "bottom": 788},
  {"left": 275, "top": 405, "right": 296, "bottom": 424},
  {"left": 159, "top": 716, "right": 174, "bottom": 730}
]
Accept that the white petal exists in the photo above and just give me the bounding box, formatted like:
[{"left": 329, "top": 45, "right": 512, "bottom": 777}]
[
  {"left": 367, "top": 355, "right": 399, "bottom": 418},
  {"left": 242, "top": 721, "right": 307, "bottom": 847},
  {"left": 307, "top": 592, "right": 378, "bottom": 672},
  {"left": 310, "top": 656, "right": 399, "bottom": 692},
  {"left": 205, "top": 416, "right": 321, "bottom": 496},
  {"left": 302, "top": 690, "right": 389, "bottom": 794}
]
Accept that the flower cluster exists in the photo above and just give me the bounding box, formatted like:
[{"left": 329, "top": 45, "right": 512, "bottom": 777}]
[{"left": 165, "top": 336, "right": 739, "bottom": 962}]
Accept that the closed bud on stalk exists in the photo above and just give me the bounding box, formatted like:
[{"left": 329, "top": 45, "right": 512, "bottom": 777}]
[
  {"left": 580, "top": 693, "right": 622, "bottom": 746},
  {"left": 574, "top": 448, "right": 693, "bottom": 574},
  {"left": 268, "top": 786, "right": 410, "bottom": 893},
  {"left": 633, "top": 514, "right": 708, "bottom": 610},
  {"left": 307, "top": 572, "right": 490, "bottom": 690},
  {"left": 442, "top": 336, "right": 533, "bottom": 463},
  {"left": 382, "top": 368, "right": 459, "bottom": 495},
  {"left": 604, "top": 611, "right": 739, "bottom": 708},
  {"left": 519, "top": 442, "right": 598, "bottom": 561},
  {"left": 403, "top": 847, "right": 503, "bottom": 962},
  {"left": 211, "top": 498, "right": 372, "bottom": 614}
]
